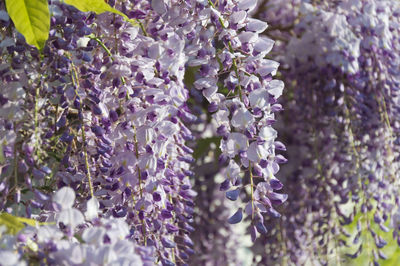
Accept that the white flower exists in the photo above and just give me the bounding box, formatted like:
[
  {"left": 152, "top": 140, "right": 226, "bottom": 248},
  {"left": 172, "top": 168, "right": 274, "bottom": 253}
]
[
  {"left": 260, "top": 126, "right": 278, "bottom": 143},
  {"left": 203, "top": 85, "right": 218, "bottom": 101},
  {"left": 247, "top": 142, "right": 269, "bottom": 163},
  {"left": 58, "top": 208, "right": 84, "bottom": 230},
  {"left": 267, "top": 80, "right": 284, "bottom": 99},
  {"left": 53, "top": 187, "right": 75, "bottom": 210},
  {"left": 0, "top": 250, "right": 25, "bottom": 266},
  {"left": 231, "top": 107, "right": 254, "bottom": 129},
  {"left": 254, "top": 37, "right": 274, "bottom": 56},
  {"left": 138, "top": 154, "right": 157, "bottom": 175},
  {"left": 102, "top": 219, "right": 130, "bottom": 243},
  {"left": 246, "top": 18, "right": 268, "bottom": 33},
  {"left": 136, "top": 126, "right": 155, "bottom": 145},
  {"left": 238, "top": 32, "right": 258, "bottom": 44},
  {"left": 148, "top": 43, "right": 165, "bottom": 59},
  {"left": 82, "top": 227, "right": 106, "bottom": 246},
  {"left": 238, "top": 0, "right": 257, "bottom": 12},
  {"left": 222, "top": 133, "right": 249, "bottom": 157},
  {"left": 85, "top": 197, "right": 99, "bottom": 221},
  {"left": 213, "top": 109, "right": 230, "bottom": 128},
  {"left": 36, "top": 225, "right": 64, "bottom": 243},
  {"left": 231, "top": 11, "right": 247, "bottom": 27},
  {"left": 257, "top": 59, "right": 280, "bottom": 77},
  {"left": 226, "top": 160, "right": 241, "bottom": 182},
  {"left": 249, "top": 88, "right": 269, "bottom": 109}
]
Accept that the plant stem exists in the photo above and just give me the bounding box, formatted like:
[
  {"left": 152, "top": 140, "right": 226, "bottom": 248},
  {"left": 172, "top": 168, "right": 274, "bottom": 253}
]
[
  {"left": 249, "top": 163, "right": 255, "bottom": 220},
  {"left": 81, "top": 124, "right": 94, "bottom": 198}
]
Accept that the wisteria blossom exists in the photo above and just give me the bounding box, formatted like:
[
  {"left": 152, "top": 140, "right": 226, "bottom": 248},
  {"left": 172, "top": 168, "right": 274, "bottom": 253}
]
[
  {"left": 1, "top": 0, "right": 400, "bottom": 264},
  {"left": 252, "top": 0, "right": 400, "bottom": 264},
  {"left": 0, "top": 0, "right": 284, "bottom": 264}
]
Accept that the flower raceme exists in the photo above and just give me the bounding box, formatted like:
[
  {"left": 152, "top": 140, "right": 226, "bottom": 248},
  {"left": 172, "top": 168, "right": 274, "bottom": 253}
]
[
  {"left": 190, "top": 0, "right": 288, "bottom": 240},
  {"left": 0, "top": 0, "right": 285, "bottom": 265},
  {"left": 252, "top": 0, "right": 400, "bottom": 264}
]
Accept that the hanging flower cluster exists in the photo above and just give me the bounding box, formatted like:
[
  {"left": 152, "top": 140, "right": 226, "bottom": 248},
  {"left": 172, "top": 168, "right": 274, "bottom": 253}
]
[
  {"left": 195, "top": 0, "right": 288, "bottom": 238},
  {"left": 3, "top": 0, "right": 399, "bottom": 264},
  {"left": 0, "top": 0, "right": 284, "bottom": 264},
  {"left": 0, "top": 187, "right": 154, "bottom": 265},
  {"left": 251, "top": 0, "right": 400, "bottom": 264}
]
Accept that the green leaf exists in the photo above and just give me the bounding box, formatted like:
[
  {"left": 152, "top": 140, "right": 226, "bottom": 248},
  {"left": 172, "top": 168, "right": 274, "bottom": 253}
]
[
  {"left": 5, "top": 0, "right": 50, "bottom": 50},
  {"left": 0, "top": 213, "right": 53, "bottom": 235},
  {"left": 63, "top": 0, "right": 137, "bottom": 25},
  {"left": 0, "top": 213, "right": 38, "bottom": 234}
]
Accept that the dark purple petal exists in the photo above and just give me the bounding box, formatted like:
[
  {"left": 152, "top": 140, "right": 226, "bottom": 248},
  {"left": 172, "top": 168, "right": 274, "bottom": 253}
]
[
  {"left": 228, "top": 208, "right": 243, "bottom": 224},
  {"left": 226, "top": 188, "right": 240, "bottom": 201}
]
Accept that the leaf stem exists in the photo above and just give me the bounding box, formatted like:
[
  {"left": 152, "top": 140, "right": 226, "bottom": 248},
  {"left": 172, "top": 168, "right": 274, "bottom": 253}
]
[
  {"left": 91, "top": 36, "right": 126, "bottom": 85},
  {"left": 139, "top": 22, "right": 148, "bottom": 37},
  {"left": 34, "top": 84, "right": 40, "bottom": 159},
  {"left": 69, "top": 56, "right": 95, "bottom": 199},
  {"left": 80, "top": 124, "right": 94, "bottom": 198},
  {"left": 249, "top": 163, "right": 254, "bottom": 220}
]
